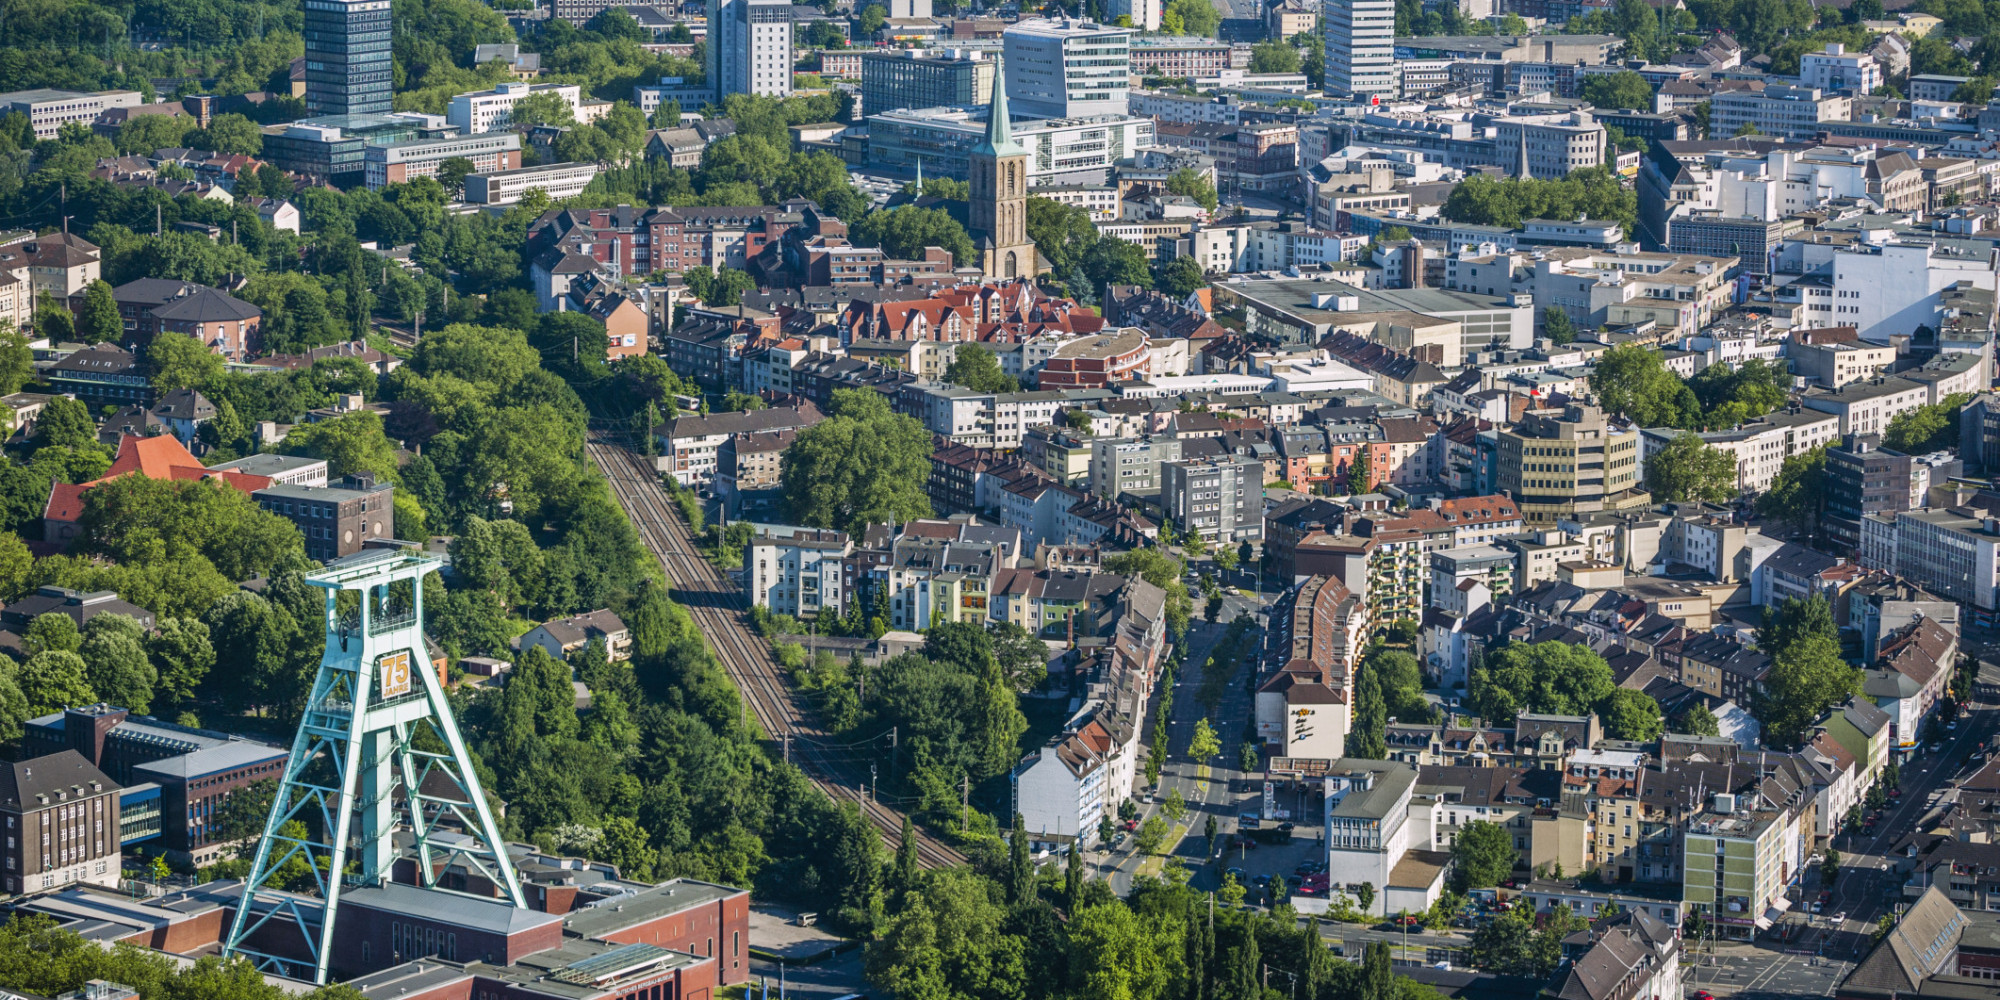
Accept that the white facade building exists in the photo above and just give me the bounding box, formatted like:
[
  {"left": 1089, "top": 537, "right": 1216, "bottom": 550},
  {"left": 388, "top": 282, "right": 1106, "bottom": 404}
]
[
  {"left": 1325, "top": 0, "right": 1395, "bottom": 99},
  {"left": 1799, "top": 43, "right": 1883, "bottom": 95},
  {"left": 462, "top": 162, "right": 599, "bottom": 205},
  {"left": 745, "top": 530, "right": 849, "bottom": 619},
  {"left": 1003, "top": 18, "right": 1132, "bottom": 119},
  {"left": 446, "top": 82, "right": 584, "bottom": 134}
]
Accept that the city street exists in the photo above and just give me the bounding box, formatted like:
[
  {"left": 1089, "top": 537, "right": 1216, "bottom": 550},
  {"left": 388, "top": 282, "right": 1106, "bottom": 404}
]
[{"left": 1099, "top": 592, "right": 1268, "bottom": 896}]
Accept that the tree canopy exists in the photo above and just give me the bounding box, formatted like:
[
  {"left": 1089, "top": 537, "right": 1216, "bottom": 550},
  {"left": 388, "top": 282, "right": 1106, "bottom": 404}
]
[{"left": 781, "top": 389, "right": 935, "bottom": 533}]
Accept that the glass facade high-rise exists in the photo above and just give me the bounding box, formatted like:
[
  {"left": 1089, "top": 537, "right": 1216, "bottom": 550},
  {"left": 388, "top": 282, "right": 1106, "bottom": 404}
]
[{"left": 303, "top": 0, "right": 393, "bottom": 117}]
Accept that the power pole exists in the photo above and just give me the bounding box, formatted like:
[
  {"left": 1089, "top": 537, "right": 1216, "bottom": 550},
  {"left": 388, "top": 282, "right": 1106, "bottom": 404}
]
[
  {"left": 782, "top": 730, "right": 790, "bottom": 764},
  {"left": 870, "top": 764, "right": 877, "bottom": 803},
  {"left": 156, "top": 203, "right": 162, "bottom": 236},
  {"left": 962, "top": 772, "right": 971, "bottom": 834}
]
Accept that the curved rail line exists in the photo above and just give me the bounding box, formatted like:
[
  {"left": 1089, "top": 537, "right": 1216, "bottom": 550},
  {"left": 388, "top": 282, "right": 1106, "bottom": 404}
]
[{"left": 586, "top": 436, "right": 968, "bottom": 869}]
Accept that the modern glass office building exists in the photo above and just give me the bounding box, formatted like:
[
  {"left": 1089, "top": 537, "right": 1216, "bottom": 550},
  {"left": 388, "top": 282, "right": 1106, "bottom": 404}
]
[{"left": 303, "top": 0, "right": 393, "bottom": 117}]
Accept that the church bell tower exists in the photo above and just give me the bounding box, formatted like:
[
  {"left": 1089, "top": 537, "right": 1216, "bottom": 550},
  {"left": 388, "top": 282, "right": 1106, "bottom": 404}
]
[{"left": 970, "top": 63, "right": 1041, "bottom": 282}]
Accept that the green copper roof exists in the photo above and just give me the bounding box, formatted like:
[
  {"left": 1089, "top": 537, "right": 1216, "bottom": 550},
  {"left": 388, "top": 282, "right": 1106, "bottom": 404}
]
[{"left": 971, "top": 60, "right": 1025, "bottom": 158}]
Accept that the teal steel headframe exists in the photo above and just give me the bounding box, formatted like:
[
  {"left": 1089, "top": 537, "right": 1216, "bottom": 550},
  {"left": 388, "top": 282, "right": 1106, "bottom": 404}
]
[{"left": 220, "top": 549, "right": 524, "bottom": 984}]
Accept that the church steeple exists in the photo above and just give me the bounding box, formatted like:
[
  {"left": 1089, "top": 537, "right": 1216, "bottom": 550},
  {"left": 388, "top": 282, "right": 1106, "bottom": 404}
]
[
  {"left": 971, "top": 61, "right": 1024, "bottom": 158},
  {"left": 969, "top": 57, "right": 1040, "bottom": 282}
]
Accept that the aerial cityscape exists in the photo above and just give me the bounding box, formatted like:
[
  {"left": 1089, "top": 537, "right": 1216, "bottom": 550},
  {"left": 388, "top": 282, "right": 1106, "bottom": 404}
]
[{"left": 0, "top": 0, "right": 1995, "bottom": 997}]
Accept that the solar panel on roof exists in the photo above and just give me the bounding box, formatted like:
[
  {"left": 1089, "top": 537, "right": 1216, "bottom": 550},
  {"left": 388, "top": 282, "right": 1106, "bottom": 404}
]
[{"left": 552, "top": 942, "right": 673, "bottom": 985}]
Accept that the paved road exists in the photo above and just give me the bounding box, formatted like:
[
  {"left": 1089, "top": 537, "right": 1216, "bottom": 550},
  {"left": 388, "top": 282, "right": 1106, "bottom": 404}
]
[{"left": 1098, "top": 598, "right": 1267, "bottom": 895}]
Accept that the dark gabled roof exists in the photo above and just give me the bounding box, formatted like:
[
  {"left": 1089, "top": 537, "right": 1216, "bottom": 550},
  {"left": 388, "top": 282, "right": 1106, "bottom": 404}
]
[
  {"left": 151, "top": 388, "right": 215, "bottom": 421},
  {"left": 0, "top": 750, "right": 116, "bottom": 809}
]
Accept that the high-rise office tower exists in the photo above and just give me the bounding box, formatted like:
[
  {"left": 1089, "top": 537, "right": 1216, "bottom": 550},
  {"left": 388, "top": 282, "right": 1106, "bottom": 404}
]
[
  {"left": 1324, "top": 0, "right": 1395, "bottom": 101},
  {"left": 1003, "top": 17, "right": 1131, "bottom": 119},
  {"left": 302, "top": 0, "right": 393, "bottom": 117},
  {"left": 709, "top": 0, "right": 796, "bottom": 100}
]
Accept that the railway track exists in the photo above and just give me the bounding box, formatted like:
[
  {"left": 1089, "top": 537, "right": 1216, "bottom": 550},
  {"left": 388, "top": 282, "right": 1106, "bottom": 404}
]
[{"left": 586, "top": 435, "right": 968, "bottom": 869}]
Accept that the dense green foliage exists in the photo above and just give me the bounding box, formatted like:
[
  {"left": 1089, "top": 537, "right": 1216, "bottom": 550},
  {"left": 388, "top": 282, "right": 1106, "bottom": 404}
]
[
  {"left": 1441, "top": 168, "right": 1636, "bottom": 235},
  {"left": 781, "top": 389, "right": 935, "bottom": 533},
  {"left": 1644, "top": 432, "right": 1740, "bottom": 504},
  {"left": 1756, "top": 596, "right": 1860, "bottom": 748},
  {"left": 1470, "top": 641, "right": 1616, "bottom": 721},
  {"left": 1885, "top": 392, "right": 1973, "bottom": 454},
  {"left": 944, "top": 343, "right": 1020, "bottom": 393}
]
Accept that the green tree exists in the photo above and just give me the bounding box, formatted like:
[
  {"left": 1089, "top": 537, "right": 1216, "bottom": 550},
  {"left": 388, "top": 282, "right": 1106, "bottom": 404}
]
[
  {"left": 1591, "top": 343, "right": 1698, "bottom": 428},
  {"left": 78, "top": 614, "right": 156, "bottom": 714},
  {"left": 20, "top": 650, "right": 95, "bottom": 716},
  {"left": 188, "top": 113, "right": 263, "bottom": 154},
  {"left": 146, "top": 330, "right": 225, "bottom": 391},
  {"left": 1165, "top": 0, "right": 1221, "bottom": 35},
  {"left": 1543, "top": 307, "right": 1578, "bottom": 345},
  {"left": 1452, "top": 819, "right": 1516, "bottom": 890},
  {"left": 435, "top": 156, "right": 476, "bottom": 197},
  {"left": 1646, "top": 432, "right": 1740, "bottom": 503},
  {"left": 1600, "top": 688, "right": 1663, "bottom": 742},
  {"left": 1188, "top": 716, "right": 1221, "bottom": 762},
  {"left": 1248, "top": 40, "right": 1302, "bottom": 73},
  {"left": 1156, "top": 255, "right": 1205, "bottom": 297},
  {"left": 781, "top": 388, "right": 935, "bottom": 533},
  {"left": 1349, "top": 664, "right": 1387, "bottom": 758},
  {"left": 1347, "top": 446, "right": 1372, "bottom": 492},
  {"left": 33, "top": 293, "right": 72, "bottom": 343},
  {"left": 942, "top": 343, "right": 1019, "bottom": 392},
  {"left": 1673, "top": 702, "right": 1721, "bottom": 737},
  {"left": 848, "top": 204, "right": 977, "bottom": 269},
  {"left": 75, "top": 281, "right": 123, "bottom": 345},
  {"left": 1136, "top": 815, "right": 1168, "bottom": 854},
  {"left": 858, "top": 2, "right": 887, "bottom": 34},
  {"left": 1757, "top": 446, "right": 1828, "bottom": 535},
  {"left": 1580, "top": 70, "right": 1654, "bottom": 110},
  {"left": 0, "top": 324, "right": 31, "bottom": 396},
  {"left": 1884, "top": 393, "right": 1973, "bottom": 454},
  {"left": 509, "top": 90, "right": 576, "bottom": 128},
  {"left": 278, "top": 410, "right": 399, "bottom": 481},
  {"left": 1758, "top": 601, "right": 1860, "bottom": 748},
  {"left": 866, "top": 868, "right": 1027, "bottom": 1000},
  {"left": 24, "top": 614, "right": 81, "bottom": 655},
  {"left": 147, "top": 617, "right": 216, "bottom": 709},
  {"left": 1166, "top": 167, "right": 1220, "bottom": 212},
  {"left": 1471, "top": 640, "right": 1614, "bottom": 723}
]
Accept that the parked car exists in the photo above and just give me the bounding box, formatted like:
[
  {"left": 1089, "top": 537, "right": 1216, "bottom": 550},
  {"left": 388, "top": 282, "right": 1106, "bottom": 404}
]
[{"left": 1225, "top": 867, "right": 1247, "bottom": 881}]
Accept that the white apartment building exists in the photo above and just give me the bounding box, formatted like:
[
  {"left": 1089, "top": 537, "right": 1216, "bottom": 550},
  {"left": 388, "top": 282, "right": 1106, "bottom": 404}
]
[
  {"left": 1888, "top": 508, "right": 2000, "bottom": 612},
  {"left": 917, "top": 387, "right": 1075, "bottom": 450},
  {"left": 1037, "top": 184, "right": 1121, "bottom": 220},
  {"left": 710, "top": 0, "right": 794, "bottom": 99},
  {"left": 447, "top": 82, "right": 585, "bottom": 134},
  {"left": 1107, "top": 0, "right": 1161, "bottom": 32},
  {"left": 1789, "top": 339, "right": 1897, "bottom": 387},
  {"left": 1444, "top": 247, "right": 1736, "bottom": 336},
  {"left": 1818, "top": 240, "right": 2000, "bottom": 341},
  {"left": 1799, "top": 43, "right": 1882, "bottom": 95},
  {"left": 1324, "top": 760, "right": 1432, "bottom": 916},
  {"left": 1185, "top": 224, "right": 1256, "bottom": 273},
  {"left": 1013, "top": 718, "right": 1114, "bottom": 845},
  {"left": 1003, "top": 18, "right": 1132, "bottom": 119},
  {"left": 1252, "top": 227, "right": 1362, "bottom": 271},
  {"left": 0, "top": 88, "right": 142, "bottom": 140},
  {"left": 463, "top": 162, "right": 599, "bottom": 205},
  {"left": 745, "top": 529, "right": 849, "bottom": 619},
  {"left": 1325, "top": 0, "right": 1395, "bottom": 100},
  {"left": 1710, "top": 85, "right": 1851, "bottom": 141},
  {"left": 1799, "top": 376, "right": 1929, "bottom": 436}
]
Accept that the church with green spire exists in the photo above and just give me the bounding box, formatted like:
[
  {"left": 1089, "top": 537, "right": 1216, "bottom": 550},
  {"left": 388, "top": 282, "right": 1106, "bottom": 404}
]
[{"left": 969, "top": 65, "right": 1044, "bottom": 281}]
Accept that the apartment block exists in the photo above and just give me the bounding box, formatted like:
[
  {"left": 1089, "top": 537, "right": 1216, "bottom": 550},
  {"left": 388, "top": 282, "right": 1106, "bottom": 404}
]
[
  {"left": 746, "top": 528, "right": 849, "bottom": 619},
  {"left": 0, "top": 88, "right": 143, "bottom": 140},
  {"left": 1161, "top": 454, "right": 1262, "bottom": 544},
  {"left": 1496, "top": 403, "right": 1648, "bottom": 525},
  {"left": 1709, "top": 85, "right": 1850, "bottom": 141}
]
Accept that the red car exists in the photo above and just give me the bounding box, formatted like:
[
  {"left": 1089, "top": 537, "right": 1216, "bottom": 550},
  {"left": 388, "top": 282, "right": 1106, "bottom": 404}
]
[
  {"left": 1124, "top": 819, "right": 1138, "bottom": 831},
  {"left": 1395, "top": 915, "right": 1421, "bottom": 926},
  {"left": 1693, "top": 991, "right": 1715, "bottom": 1000}
]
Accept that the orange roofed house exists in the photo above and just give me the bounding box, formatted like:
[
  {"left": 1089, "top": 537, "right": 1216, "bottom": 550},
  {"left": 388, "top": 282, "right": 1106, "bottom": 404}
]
[{"left": 43, "top": 435, "right": 394, "bottom": 561}]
